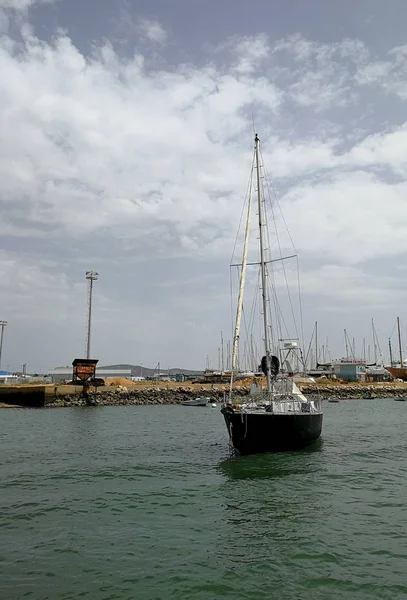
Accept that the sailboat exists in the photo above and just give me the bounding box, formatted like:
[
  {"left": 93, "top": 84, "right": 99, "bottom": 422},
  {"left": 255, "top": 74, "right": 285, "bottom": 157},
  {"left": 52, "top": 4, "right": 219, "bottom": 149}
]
[
  {"left": 386, "top": 317, "right": 407, "bottom": 380},
  {"left": 220, "top": 134, "right": 323, "bottom": 455}
]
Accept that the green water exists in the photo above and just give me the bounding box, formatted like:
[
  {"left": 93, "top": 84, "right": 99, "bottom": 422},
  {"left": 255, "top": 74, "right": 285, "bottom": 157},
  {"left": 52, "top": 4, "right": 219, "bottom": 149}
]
[{"left": 1, "top": 401, "right": 407, "bottom": 600}]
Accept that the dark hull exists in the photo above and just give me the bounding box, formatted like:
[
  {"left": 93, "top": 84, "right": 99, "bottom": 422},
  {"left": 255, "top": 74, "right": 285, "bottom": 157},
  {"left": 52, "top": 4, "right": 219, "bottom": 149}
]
[{"left": 221, "top": 407, "right": 323, "bottom": 455}]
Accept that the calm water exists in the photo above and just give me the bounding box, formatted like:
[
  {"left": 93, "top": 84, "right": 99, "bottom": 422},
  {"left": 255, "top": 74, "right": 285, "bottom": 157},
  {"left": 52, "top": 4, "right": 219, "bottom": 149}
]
[{"left": 1, "top": 401, "right": 407, "bottom": 599}]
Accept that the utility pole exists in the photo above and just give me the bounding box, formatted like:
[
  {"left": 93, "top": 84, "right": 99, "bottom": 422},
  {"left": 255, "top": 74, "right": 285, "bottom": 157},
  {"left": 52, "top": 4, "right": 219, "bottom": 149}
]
[
  {"left": 85, "top": 271, "right": 99, "bottom": 359},
  {"left": 0, "top": 321, "right": 7, "bottom": 372}
]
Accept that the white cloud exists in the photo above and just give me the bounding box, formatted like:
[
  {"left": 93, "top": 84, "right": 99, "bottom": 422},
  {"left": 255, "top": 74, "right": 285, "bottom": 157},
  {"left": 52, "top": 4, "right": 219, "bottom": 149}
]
[
  {"left": 0, "top": 30, "right": 281, "bottom": 251},
  {"left": 138, "top": 17, "right": 167, "bottom": 44},
  {"left": 0, "top": 0, "right": 52, "bottom": 10},
  {"left": 299, "top": 264, "right": 405, "bottom": 306},
  {"left": 1, "top": 16, "right": 407, "bottom": 368},
  {"left": 282, "top": 170, "right": 407, "bottom": 264}
]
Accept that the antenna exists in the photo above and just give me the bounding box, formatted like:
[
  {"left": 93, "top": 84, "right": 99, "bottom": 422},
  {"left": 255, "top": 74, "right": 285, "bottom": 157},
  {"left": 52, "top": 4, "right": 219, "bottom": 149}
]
[
  {"left": 85, "top": 271, "right": 99, "bottom": 359},
  {"left": 0, "top": 320, "right": 7, "bottom": 371}
]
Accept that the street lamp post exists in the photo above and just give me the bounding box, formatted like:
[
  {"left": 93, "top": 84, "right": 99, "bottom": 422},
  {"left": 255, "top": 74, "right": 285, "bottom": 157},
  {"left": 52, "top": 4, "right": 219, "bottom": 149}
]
[{"left": 0, "top": 321, "right": 7, "bottom": 372}]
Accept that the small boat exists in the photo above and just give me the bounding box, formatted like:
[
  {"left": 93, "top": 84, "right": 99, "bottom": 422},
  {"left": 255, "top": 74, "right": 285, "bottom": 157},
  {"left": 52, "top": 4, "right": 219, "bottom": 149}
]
[
  {"left": 394, "top": 397, "right": 406, "bottom": 402},
  {"left": 328, "top": 399, "right": 340, "bottom": 403},
  {"left": 181, "top": 397, "right": 209, "bottom": 407},
  {"left": 220, "top": 134, "right": 323, "bottom": 455}
]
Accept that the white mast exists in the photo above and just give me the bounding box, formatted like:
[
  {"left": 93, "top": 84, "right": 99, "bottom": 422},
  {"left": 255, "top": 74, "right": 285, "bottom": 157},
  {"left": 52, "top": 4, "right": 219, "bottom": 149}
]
[
  {"left": 228, "top": 154, "right": 254, "bottom": 400},
  {"left": 221, "top": 330, "right": 224, "bottom": 373},
  {"left": 255, "top": 133, "right": 272, "bottom": 393},
  {"left": 397, "top": 316, "right": 403, "bottom": 366}
]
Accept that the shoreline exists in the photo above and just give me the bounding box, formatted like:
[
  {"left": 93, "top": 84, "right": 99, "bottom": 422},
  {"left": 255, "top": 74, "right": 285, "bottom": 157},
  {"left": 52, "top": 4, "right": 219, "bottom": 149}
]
[
  {"left": 1, "top": 381, "right": 407, "bottom": 408},
  {"left": 45, "top": 387, "right": 240, "bottom": 408},
  {"left": 46, "top": 384, "right": 407, "bottom": 407}
]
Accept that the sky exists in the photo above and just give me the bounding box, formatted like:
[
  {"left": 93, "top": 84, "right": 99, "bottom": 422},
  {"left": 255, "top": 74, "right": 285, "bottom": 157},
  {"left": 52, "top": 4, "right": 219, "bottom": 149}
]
[{"left": 1, "top": 0, "right": 407, "bottom": 372}]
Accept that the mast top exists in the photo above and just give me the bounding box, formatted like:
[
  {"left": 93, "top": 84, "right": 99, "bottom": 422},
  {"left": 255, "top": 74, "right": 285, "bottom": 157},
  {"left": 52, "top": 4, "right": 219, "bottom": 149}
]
[{"left": 255, "top": 133, "right": 259, "bottom": 143}]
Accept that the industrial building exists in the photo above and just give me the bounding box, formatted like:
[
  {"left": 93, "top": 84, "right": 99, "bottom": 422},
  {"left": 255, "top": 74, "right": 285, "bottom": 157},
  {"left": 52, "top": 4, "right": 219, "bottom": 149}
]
[
  {"left": 49, "top": 365, "right": 132, "bottom": 383},
  {"left": 333, "top": 360, "right": 366, "bottom": 382},
  {"left": 0, "top": 370, "right": 19, "bottom": 384}
]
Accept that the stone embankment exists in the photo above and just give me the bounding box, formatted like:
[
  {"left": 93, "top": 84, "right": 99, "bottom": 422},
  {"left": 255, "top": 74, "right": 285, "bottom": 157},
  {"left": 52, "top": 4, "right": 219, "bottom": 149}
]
[
  {"left": 45, "top": 386, "right": 247, "bottom": 408},
  {"left": 22, "top": 382, "right": 407, "bottom": 408},
  {"left": 301, "top": 384, "right": 407, "bottom": 399}
]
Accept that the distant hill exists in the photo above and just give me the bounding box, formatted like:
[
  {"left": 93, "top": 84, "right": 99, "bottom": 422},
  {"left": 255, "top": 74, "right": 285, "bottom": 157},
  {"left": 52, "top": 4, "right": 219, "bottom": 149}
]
[{"left": 100, "top": 364, "right": 203, "bottom": 377}]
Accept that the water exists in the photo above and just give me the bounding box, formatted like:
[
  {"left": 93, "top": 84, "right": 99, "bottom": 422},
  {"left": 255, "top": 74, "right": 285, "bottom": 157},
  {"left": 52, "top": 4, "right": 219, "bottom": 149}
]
[{"left": 1, "top": 401, "right": 407, "bottom": 599}]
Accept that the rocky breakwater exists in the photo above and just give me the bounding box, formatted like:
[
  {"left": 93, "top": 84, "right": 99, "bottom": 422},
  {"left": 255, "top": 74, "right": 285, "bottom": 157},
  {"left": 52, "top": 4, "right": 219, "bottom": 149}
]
[
  {"left": 300, "top": 384, "right": 407, "bottom": 400},
  {"left": 46, "top": 386, "right": 249, "bottom": 408}
]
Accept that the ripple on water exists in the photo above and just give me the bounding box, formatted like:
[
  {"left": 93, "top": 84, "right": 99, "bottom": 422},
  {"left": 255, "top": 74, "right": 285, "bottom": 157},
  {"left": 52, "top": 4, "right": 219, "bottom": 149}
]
[{"left": 1, "top": 403, "right": 407, "bottom": 599}]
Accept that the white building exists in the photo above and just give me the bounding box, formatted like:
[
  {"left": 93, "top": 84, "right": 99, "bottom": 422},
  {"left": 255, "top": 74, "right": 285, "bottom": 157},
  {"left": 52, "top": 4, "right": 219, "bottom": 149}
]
[
  {"left": 49, "top": 366, "right": 132, "bottom": 383},
  {"left": 0, "top": 370, "right": 19, "bottom": 384}
]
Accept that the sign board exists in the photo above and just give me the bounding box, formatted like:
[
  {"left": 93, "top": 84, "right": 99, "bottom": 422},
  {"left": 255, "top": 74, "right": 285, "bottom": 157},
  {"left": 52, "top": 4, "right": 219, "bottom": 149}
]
[{"left": 72, "top": 358, "right": 99, "bottom": 384}]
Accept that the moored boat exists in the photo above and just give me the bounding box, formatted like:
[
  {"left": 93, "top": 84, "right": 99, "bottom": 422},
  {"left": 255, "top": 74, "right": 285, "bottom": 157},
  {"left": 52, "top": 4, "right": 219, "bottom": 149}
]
[
  {"left": 181, "top": 397, "right": 209, "bottom": 407},
  {"left": 220, "top": 134, "right": 323, "bottom": 455}
]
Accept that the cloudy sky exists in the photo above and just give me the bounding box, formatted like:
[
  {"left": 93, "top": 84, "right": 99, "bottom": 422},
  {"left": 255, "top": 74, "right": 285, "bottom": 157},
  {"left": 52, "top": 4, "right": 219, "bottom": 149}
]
[{"left": 1, "top": 0, "right": 407, "bottom": 372}]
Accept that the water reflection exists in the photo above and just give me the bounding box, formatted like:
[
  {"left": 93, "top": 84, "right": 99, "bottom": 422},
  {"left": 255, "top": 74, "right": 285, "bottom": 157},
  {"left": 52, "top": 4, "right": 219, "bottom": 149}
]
[
  {"left": 218, "top": 439, "right": 323, "bottom": 482},
  {"left": 214, "top": 439, "right": 330, "bottom": 584}
]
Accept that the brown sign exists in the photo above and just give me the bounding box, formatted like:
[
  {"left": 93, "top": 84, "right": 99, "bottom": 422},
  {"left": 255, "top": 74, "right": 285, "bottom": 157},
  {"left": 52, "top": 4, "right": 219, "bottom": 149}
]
[
  {"left": 76, "top": 364, "right": 96, "bottom": 380},
  {"left": 72, "top": 358, "right": 99, "bottom": 384}
]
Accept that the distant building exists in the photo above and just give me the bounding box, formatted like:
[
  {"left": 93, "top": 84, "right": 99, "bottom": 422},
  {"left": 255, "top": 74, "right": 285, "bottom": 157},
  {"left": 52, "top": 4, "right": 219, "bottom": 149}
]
[
  {"left": 333, "top": 360, "right": 366, "bottom": 382},
  {"left": 49, "top": 363, "right": 201, "bottom": 383},
  {"left": 365, "top": 366, "right": 392, "bottom": 382},
  {"left": 150, "top": 372, "right": 171, "bottom": 381},
  {"left": 307, "top": 369, "right": 335, "bottom": 379},
  {"left": 0, "top": 370, "right": 19, "bottom": 384},
  {"left": 50, "top": 366, "right": 132, "bottom": 383}
]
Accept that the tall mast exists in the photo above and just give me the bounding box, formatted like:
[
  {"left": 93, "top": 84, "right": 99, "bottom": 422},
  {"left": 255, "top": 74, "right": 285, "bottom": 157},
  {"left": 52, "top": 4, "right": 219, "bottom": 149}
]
[
  {"left": 315, "top": 321, "right": 318, "bottom": 369},
  {"left": 397, "top": 316, "right": 403, "bottom": 366},
  {"left": 221, "top": 331, "right": 224, "bottom": 373},
  {"left": 372, "top": 318, "right": 377, "bottom": 364},
  {"left": 344, "top": 329, "right": 349, "bottom": 359},
  {"left": 229, "top": 153, "right": 254, "bottom": 399},
  {"left": 389, "top": 338, "right": 393, "bottom": 367},
  {"left": 255, "top": 134, "right": 272, "bottom": 392}
]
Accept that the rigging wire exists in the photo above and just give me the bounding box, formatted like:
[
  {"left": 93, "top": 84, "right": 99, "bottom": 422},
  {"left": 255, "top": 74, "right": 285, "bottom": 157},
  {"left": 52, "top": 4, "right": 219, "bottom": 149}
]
[
  {"left": 260, "top": 148, "right": 301, "bottom": 343},
  {"left": 227, "top": 134, "right": 305, "bottom": 374}
]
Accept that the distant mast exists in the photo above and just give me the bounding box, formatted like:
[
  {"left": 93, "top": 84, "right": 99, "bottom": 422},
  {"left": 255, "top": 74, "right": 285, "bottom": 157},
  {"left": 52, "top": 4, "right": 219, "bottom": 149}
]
[{"left": 397, "top": 316, "right": 403, "bottom": 366}]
